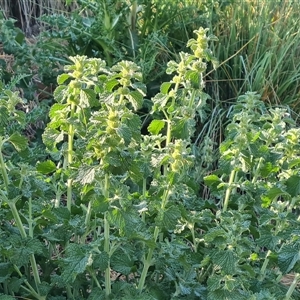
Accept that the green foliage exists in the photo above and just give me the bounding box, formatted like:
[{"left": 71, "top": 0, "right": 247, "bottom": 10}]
[{"left": 2, "top": 14, "right": 300, "bottom": 299}]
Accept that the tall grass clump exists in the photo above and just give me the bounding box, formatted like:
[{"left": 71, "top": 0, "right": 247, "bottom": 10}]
[{"left": 206, "top": 0, "right": 300, "bottom": 110}]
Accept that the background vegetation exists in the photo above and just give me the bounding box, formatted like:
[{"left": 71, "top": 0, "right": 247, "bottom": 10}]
[{"left": 1, "top": 0, "right": 300, "bottom": 299}]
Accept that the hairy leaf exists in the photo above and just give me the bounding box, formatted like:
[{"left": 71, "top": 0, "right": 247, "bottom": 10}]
[
  {"left": 278, "top": 242, "right": 300, "bottom": 274},
  {"left": 36, "top": 160, "right": 56, "bottom": 174},
  {"left": 212, "top": 250, "right": 236, "bottom": 274},
  {"left": 148, "top": 119, "right": 166, "bottom": 135},
  {"left": 285, "top": 175, "right": 300, "bottom": 197},
  {"left": 8, "top": 132, "right": 28, "bottom": 151},
  {"left": 61, "top": 244, "right": 91, "bottom": 284}
]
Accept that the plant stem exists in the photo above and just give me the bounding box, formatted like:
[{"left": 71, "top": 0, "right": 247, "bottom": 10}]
[
  {"left": 103, "top": 174, "right": 111, "bottom": 297},
  {"left": 138, "top": 186, "right": 171, "bottom": 292},
  {"left": 223, "top": 169, "right": 236, "bottom": 212},
  {"left": 27, "top": 197, "right": 42, "bottom": 289},
  {"left": 252, "top": 157, "right": 263, "bottom": 184},
  {"left": 259, "top": 250, "right": 271, "bottom": 281},
  {"left": 67, "top": 102, "right": 75, "bottom": 212},
  {"left": 14, "top": 265, "right": 44, "bottom": 300},
  {"left": 142, "top": 178, "right": 147, "bottom": 222},
  {"left": 0, "top": 140, "right": 9, "bottom": 189},
  {"left": 284, "top": 273, "right": 300, "bottom": 300}
]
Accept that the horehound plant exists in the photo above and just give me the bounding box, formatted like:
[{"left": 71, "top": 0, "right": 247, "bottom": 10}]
[
  {"left": 0, "top": 86, "right": 46, "bottom": 300},
  {"left": 41, "top": 27, "right": 217, "bottom": 298}
]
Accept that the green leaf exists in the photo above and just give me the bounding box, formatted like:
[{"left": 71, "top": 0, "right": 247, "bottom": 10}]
[
  {"left": 208, "top": 289, "right": 248, "bottom": 300},
  {"left": 257, "top": 227, "right": 280, "bottom": 250},
  {"left": 15, "top": 31, "right": 25, "bottom": 45},
  {"left": 278, "top": 242, "right": 300, "bottom": 274},
  {"left": 160, "top": 82, "right": 172, "bottom": 94},
  {"left": 42, "top": 127, "right": 64, "bottom": 151},
  {"left": 57, "top": 73, "right": 70, "bottom": 85},
  {"left": 261, "top": 187, "right": 288, "bottom": 208},
  {"left": 128, "top": 90, "right": 143, "bottom": 110},
  {"left": 285, "top": 175, "right": 300, "bottom": 197},
  {"left": 204, "top": 174, "right": 221, "bottom": 190},
  {"left": 93, "top": 251, "right": 109, "bottom": 271},
  {"left": 116, "top": 124, "right": 132, "bottom": 144},
  {"left": 87, "top": 288, "right": 106, "bottom": 300},
  {"left": 75, "top": 165, "right": 95, "bottom": 185},
  {"left": 260, "top": 162, "right": 280, "bottom": 177},
  {"left": 82, "top": 89, "right": 98, "bottom": 107},
  {"left": 61, "top": 244, "right": 91, "bottom": 284},
  {"left": 111, "top": 249, "right": 134, "bottom": 275},
  {"left": 288, "top": 158, "right": 300, "bottom": 169},
  {"left": 0, "top": 262, "right": 13, "bottom": 283},
  {"left": 212, "top": 250, "right": 236, "bottom": 274},
  {"left": 8, "top": 132, "right": 27, "bottom": 151},
  {"left": 148, "top": 119, "right": 166, "bottom": 135},
  {"left": 158, "top": 205, "right": 181, "bottom": 231},
  {"left": 105, "top": 79, "right": 119, "bottom": 92},
  {"left": 49, "top": 103, "right": 68, "bottom": 120},
  {"left": 9, "top": 237, "right": 44, "bottom": 266},
  {"left": 36, "top": 160, "right": 56, "bottom": 174},
  {"left": 204, "top": 227, "right": 227, "bottom": 243}
]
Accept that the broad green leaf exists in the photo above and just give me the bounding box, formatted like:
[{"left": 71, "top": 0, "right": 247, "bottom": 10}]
[
  {"left": 105, "top": 79, "right": 119, "bottom": 92},
  {"left": 9, "top": 237, "right": 44, "bottom": 266},
  {"left": 278, "top": 243, "right": 300, "bottom": 274},
  {"left": 261, "top": 187, "right": 288, "bottom": 208},
  {"left": 208, "top": 289, "right": 248, "bottom": 300},
  {"left": 82, "top": 88, "right": 98, "bottom": 107},
  {"left": 260, "top": 162, "right": 279, "bottom": 178},
  {"left": 93, "top": 251, "right": 109, "bottom": 271},
  {"left": 212, "top": 250, "right": 236, "bottom": 274},
  {"left": 49, "top": 103, "right": 68, "bottom": 119},
  {"left": 111, "top": 249, "right": 134, "bottom": 275},
  {"left": 0, "top": 262, "right": 13, "bottom": 283},
  {"left": 148, "top": 119, "right": 165, "bottom": 135},
  {"left": 75, "top": 165, "right": 95, "bottom": 185},
  {"left": 87, "top": 288, "right": 106, "bottom": 300},
  {"left": 288, "top": 158, "right": 300, "bottom": 169},
  {"left": 36, "top": 160, "right": 56, "bottom": 174},
  {"left": 52, "top": 207, "right": 71, "bottom": 221},
  {"left": 285, "top": 175, "right": 300, "bottom": 197},
  {"left": 92, "top": 195, "right": 109, "bottom": 213},
  {"left": 57, "top": 73, "right": 70, "bottom": 84},
  {"left": 204, "top": 227, "right": 227, "bottom": 243},
  {"left": 42, "top": 127, "right": 64, "bottom": 150},
  {"left": 157, "top": 205, "right": 181, "bottom": 231},
  {"left": 53, "top": 85, "right": 68, "bottom": 103},
  {"left": 204, "top": 174, "right": 221, "bottom": 188},
  {"left": 61, "top": 244, "right": 91, "bottom": 284},
  {"left": 128, "top": 90, "right": 143, "bottom": 110},
  {"left": 160, "top": 82, "right": 172, "bottom": 94},
  {"left": 116, "top": 124, "right": 132, "bottom": 144},
  {"left": 8, "top": 132, "right": 27, "bottom": 151},
  {"left": 257, "top": 227, "right": 280, "bottom": 250},
  {"left": 152, "top": 93, "right": 170, "bottom": 109},
  {"left": 15, "top": 30, "right": 25, "bottom": 45}
]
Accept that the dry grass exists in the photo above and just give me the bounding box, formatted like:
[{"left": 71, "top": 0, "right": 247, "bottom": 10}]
[{"left": 0, "top": 0, "right": 80, "bottom": 34}]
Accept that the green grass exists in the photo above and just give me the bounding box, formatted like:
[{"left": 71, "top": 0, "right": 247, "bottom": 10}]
[{"left": 206, "top": 0, "right": 300, "bottom": 110}]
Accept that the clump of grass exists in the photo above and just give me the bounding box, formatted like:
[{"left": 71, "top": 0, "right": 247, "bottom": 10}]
[{"left": 206, "top": 0, "right": 300, "bottom": 111}]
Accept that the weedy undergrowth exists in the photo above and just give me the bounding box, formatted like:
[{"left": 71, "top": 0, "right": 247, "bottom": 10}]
[
  {"left": 204, "top": 92, "right": 300, "bottom": 299},
  {"left": 0, "top": 27, "right": 217, "bottom": 299},
  {"left": 40, "top": 27, "right": 217, "bottom": 299},
  {"left": 2, "top": 25, "right": 300, "bottom": 300}
]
